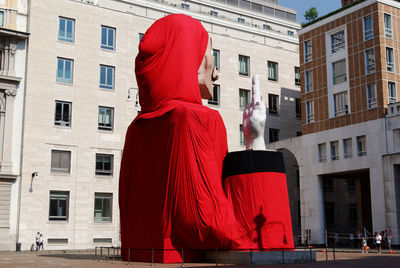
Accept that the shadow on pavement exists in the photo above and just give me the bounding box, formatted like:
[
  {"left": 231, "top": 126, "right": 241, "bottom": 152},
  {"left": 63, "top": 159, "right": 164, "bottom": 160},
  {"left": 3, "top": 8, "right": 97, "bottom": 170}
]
[{"left": 38, "top": 254, "right": 96, "bottom": 260}]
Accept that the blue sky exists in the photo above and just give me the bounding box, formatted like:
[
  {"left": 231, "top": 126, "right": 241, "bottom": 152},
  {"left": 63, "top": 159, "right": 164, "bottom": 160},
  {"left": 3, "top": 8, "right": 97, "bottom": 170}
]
[{"left": 279, "top": 0, "right": 342, "bottom": 24}]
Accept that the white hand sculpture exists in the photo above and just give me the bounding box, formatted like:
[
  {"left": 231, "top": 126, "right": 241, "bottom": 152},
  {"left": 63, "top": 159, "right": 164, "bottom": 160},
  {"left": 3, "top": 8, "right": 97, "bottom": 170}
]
[{"left": 243, "top": 75, "right": 266, "bottom": 150}]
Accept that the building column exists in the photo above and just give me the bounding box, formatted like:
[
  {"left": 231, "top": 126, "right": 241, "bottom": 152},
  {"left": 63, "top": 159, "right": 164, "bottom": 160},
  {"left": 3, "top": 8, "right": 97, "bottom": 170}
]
[{"left": 0, "top": 88, "right": 16, "bottom": 173}]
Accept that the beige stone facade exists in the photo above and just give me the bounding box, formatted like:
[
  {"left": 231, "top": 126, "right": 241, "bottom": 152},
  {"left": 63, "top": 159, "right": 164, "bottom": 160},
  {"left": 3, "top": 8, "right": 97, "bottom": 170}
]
[{"left": 14, "top": 0, "right": 301, "bottom": 250}]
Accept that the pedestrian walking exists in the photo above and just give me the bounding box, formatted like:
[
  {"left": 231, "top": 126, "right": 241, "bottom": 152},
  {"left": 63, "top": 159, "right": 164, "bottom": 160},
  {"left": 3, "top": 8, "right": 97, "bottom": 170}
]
[
  {"left": 362, "top": 237, "right": 369, "bottom": 254},
  {"left": 376, "top": 232, "right": 382, "bottom": 255},
  {"left": 35, "top": 232, "right": 40, "bottom": 251},
  {"left": 39, "top": 233, "right": 44, "bottom": 250}
]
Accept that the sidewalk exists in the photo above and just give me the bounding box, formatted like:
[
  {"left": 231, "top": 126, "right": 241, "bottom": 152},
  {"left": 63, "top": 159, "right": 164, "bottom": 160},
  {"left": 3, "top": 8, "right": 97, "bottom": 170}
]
[{"left": 1, "top": 250, "right": 400, "bottom": 268}]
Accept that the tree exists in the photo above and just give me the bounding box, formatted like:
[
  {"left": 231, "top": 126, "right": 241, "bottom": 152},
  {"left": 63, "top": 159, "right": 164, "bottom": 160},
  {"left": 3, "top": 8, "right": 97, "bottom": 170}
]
[{"left": 304, "top": 7, "right": 318, "bottom": 22}]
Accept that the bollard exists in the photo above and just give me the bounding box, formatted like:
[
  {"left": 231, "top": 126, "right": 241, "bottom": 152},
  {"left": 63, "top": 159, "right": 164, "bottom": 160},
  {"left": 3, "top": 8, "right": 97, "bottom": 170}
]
[
  {"left": 333, "top": 247, "right": 336, "bottom": 263},
  {"left": 181, "top": 248, "right": 184, "bottom": 267},
  {"left": 100, "top": 247, "right": 103, "bottom": 262},
  {"left": 152, "top": 248, "right": 155, "bottom": 266},
  {"left": 107, "top": 247, "right": 110, "bottom": 263},
  {"left": 128, "top": 248, "right": 131, "bottom": 266},
  {"left": 216, "top": 248, "right": 218, "bottom": 267}
]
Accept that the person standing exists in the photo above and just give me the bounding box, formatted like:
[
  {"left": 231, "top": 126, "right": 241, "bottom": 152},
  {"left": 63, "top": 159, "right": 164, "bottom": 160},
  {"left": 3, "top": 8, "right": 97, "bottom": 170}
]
[
  {"left": 376, "top": 232, "right": 382, "bottom": 255},
  {"left": 362, "top": 237, "right": 368, "bottom": 254},
  {"left": 35, "top": 232, "right": 40, "bottom": 251},
  {"left": 39, "top": 233, "right": 44, "bottom": 250}
]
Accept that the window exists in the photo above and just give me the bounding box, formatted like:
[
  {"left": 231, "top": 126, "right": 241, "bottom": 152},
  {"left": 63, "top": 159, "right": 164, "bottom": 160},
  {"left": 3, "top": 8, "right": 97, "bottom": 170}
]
[
  {"left": 363, "top": 15, "right": 373, "bottom": 41},
  {"left": 348, "top": 203, "right": 357, "bottom": 225},
  {"left": 388, "top": 82, "right": 396, "bottom": 103},
  {"left": 366, "top": 83, "right": 377, "bottom": 109},
  {"left": 296, "top": 132, "right": 302, "bottom": 136},
  {"left": 287, "top": 30, "right": 294, "bottom": 36},
  {"left": 347, "top": 179, "right": 356, "bottom": 192},
  {"left": 343, "top": 138, "right": 352, "bottom": 158},
  {"left": 239, "top": 124, "right": 245, "bottom": 146},
  {"left": 263, "top": 24, "right": 271, "bottom": 30},
  {"left": 239, "top": 88, "right": 250, "bottom": 109},
  {"left": 51, "top": 150, "right": 71, "bottom": 173},
  {"left": 139, "top": 33, "right": 144, "bottom": 41},
  {"left": 295, "top": 67, "right": 300, "bottom": 86},
  {"left": 386, "top": 47, "right": 394, "bottom": 72},
  {"left": 364, "top": 49, "right": 375, "bottom": 74},
  {"left": 213, "top": 49, "right": 220, "bottom": 70},
  {"left": 324, "top": 178, "right": 334, "bottom": 192},
  {"left": 305, "top": 101, "right": 314, "bottom": 124},
  {"left": 332, "top": 59, "right": 346, "bottom": 84},
  {"left": 334, "top": 91, "right": 348, "bottom": 116},
  {"left": 357, "top": 135, "right": 367, "bottom": 156},
  {"left": 49, "top": 191, "right": 69, "bottom": 221},
  {"left": 325, "top": 202, "right": 335, "bottom": 228},
  {"left": 330, "top": 140, "right": 339, "bottom": 160},
  {"left": 210, "top": 10, "right": 218, "bottom": 17},
  {"left": 54, "top": 101, "right": 72, "bottom": 127},
  {"left": 56, "top": 58, "right": 73, "bottom": 84},
  {"left": 0, "top": 11, "right": 4, "bottom": 27},
  {"left": 295, "top": 98, "right": 301, "bottom": 118},
  {"left": 384, "top": 14, "right": 392, "bottom": 39},
  {"left": 304, "top": 40, "right": 312, "bottom": 62},
  {"left": 268, "top": 94, "right": 279, "bottom": 114},
  {"left": 181, "top": 3, "right": 189, "bottom": 9},
  {"left": 268, "top": 61, "right": 278, "bottom": 81},
  {"left": 318, "top": 143, "right": 326, "bottom": 162},
  {"left": 58, "top": 17, "right": 75, "bottom": 43},
  {"left": 100, "top": 65, "right": 115, "bottom": 90},
  {"left": 237, "top": 18, "right": 245, "bottom": 23},
  {"left": 269, "top": 128, "right": 279, "bottom": 143},
  {"left": 331, "top": 30, "right": 345, "bottom": 53},
  {"left": 239, "top": 55, "right": 249, "bottom": 76},
  {"left": 98, "top": 106, "right": 114, "bottom": 131},
  {"left": 101, "top": 26, "right": 116, "bottom": 50},
  {"left": 208, "top": 84, "right": 220, "bottom": 105},
  {"left": 94, "top": 193, "right": 112, "bottom": 222},
  {"left": 394, "top": 129, "right": 400, "bottom": 151},
  {"left": 305, "top": 70, "right": 313, "bottom": 92},
  {"left": 96, "top": 154, "right": 113, "bottom": 176}
]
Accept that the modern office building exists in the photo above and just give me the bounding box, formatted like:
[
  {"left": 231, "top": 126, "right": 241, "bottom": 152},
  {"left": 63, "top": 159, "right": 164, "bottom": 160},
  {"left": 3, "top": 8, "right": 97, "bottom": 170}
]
[
  {"left": 12, "top": 0, "right": 302, "bottom": 250},
  {"left": 269, "top": 0, "right": 400, "bottom": 246},
  {"left": 0, "top": 0, "right": 29, "bottom": 251}
]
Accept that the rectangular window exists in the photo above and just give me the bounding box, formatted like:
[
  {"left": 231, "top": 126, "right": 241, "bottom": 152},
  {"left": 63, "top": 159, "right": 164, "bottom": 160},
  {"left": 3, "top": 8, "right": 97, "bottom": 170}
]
[
  {"left": 330, "top": 140, "right": 339, "bottom": 160},
  {"left": 268, "top": 61, "right": 278, "bottom": 81},
  {"left": 347, "top": 179, "right": 356, "bottom": 192},
  {"left": 304, "top": 40, "right": 312, "bottom": 62},
  {"left": 268, "top": 94, "right": 279, "bottom": 114},
  {"left": 99, "top": 65, "right": 115, "bottom": 90},
  {"left": 98, "top": 106, "right": 114, "bottom": 131},
  {"left": 58, "top": 17, "right": 75, "bottom": 43},
  {"left": 181, "top": 3, "right": 189, "bottom": 9},
  {"left": 239, "top": 55, "right": 249, "bottom": 76},
  {"left": 0, "top": 11, "right": 4, "bottom": 27},
  {"left": 366, "top": 83, "right": 377, "bottom": 109},
  {"left": 210, "top": 10, "right": 218, "bottom": 17},
  {"left": 263, "top": 24, "right": 271, "bottom": 30},
  {"left": 51, "top": 150, "right": 71, "bottom": 173},
  {"left": 94, "top": 193, "right": 112, "bottom": 222},
  {"left": 295, "top": 67, "right": 300, "bottom": 86},
  {"left": 331, "top": 30, "right": 345, "bottom": 53},
  {"left": 384, "top": 14, "right": 392, "bottom": 39},
  {"left": 239, "top": 88, "right": 250, "bottom": 109},
  {"left": 389, "top": 82, "right": 397, "bottom": 103},
  {"left": 269, "top": 128, "right": 279, "bottom": 143},
  {"left": 101, "top": 26, "right": 116, "bottom": 50},
  {"left": 386, "top": 47, "right": 394, "bottom": 72},
  {"left": 239, "top": 124, "right": 245, "bottom": 146},
  {"left": 343, "top": 138, "right": 352, "bottom": 158},
  {"left": 324, "top": 178, "right": 334, "bottom": 192},
  {"left": 237, "top": 18, "right": 245, "bottom": 23},
  {"left": 207, "top": 84, "right": 220, "bottom": 105},
  {"left": 96, "top": 154, "right": 113, "bottom": 176},
  {"left": 56, "top": 58, "right": 73, "bottom": 84},
  {"left": 306, "top": 101, "right": 314, "bottom": 124},
  {"left": 363, "top": 15, "right": 373, "bottom": 41},
  {"left": 334, "top": 91, "right": 348, "bottom": 116},
  {"left": 295, "top": 98, "right": 301, "bottom": 118},
  {"left": 54, "top": 101, "right": 72, "bottom": 127},
  {"left": 49, "top": 191, "right": 69, "bottom": 221},
  {"left": 357, "top": 135, "right": 367, "bottom": 156},
  {"left": 287, "top": 30, "right": 294, "bottom": 36},
  {"left": 332, "top": 59, "right": 346, "bottom": 85},
  {"left": 318, "top": 143, "right": 326, "bottom": 162},
  {"left": 213, "top": 49, "right": 220, "bottom": 71},
  {"left": 305, "top": 70, "right": 313, "bottom": 92},
  {"left": 365, "top": 48, "right": 375, "bottom": 74}
]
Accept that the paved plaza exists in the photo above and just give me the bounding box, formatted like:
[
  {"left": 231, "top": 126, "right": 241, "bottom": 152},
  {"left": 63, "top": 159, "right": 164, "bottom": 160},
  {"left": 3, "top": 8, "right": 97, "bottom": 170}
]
[{"left": 1, "top": 250, "right": 399, "bottom": 268}]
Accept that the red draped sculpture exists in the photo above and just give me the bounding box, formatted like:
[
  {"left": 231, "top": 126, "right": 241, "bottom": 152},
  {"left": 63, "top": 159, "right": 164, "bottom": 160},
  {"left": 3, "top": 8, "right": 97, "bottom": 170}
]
[{"left": 119, "top": 14, "right": 293, "bottom": 263}]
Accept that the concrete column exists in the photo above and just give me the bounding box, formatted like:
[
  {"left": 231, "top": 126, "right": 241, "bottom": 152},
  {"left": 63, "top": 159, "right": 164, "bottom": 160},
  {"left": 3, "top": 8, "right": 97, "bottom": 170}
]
[{"left": 0, "top": 88, "right": 16, "bottom": 173}]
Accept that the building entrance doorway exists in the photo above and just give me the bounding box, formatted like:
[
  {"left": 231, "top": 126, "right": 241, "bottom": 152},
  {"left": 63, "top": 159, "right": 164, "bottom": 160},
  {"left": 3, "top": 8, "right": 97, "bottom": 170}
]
[{"left": 322, "top": 169, "right": 372, "bottom": 247}]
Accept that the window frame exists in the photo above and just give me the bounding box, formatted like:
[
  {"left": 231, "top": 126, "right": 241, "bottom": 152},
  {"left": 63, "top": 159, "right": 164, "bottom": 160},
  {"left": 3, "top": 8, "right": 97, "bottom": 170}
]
[
  {"left": 208, "top": 84, "right": 220, "bottom": 106},
  {"left": 58, "top": 17, "right": 75, "bottom": 43},
  {"left": 305, "top": 70, "right": 313, "bottom": 92},
  {"left": 334, "top": 91, "right": 348, "bottom": 117},
  {"left": 269, "top": 128, "right": 279, "bottom": 143},
  {"left": 366, "top": 83, "right": 377, "bottom": 109},
  {"left": 318, "top": 143, "right": 326, "bottom": 162},
  {"left": 331, "top": 30, "right": 345, "bottom": 53},
  {"left": 305, "top": 100, "right": 314, "bottom": 124},
  {"left": 363, "top": 15, "right": 373, "bottom": 41},
  {"left": 51, "top": 150, "right": 71, "bottom": 173},
  {"left": 343, "top": 138, "right": 353, "bottom": 159},
  {"left": 364, "top": 48, "right": 375, "bottom": 74},
  {"left": 101, "top": 25, "right": 116, "bottom": 51},
  {"left": 94, "top": 193, "right": 113, "bottom": 222},
  {"left": 95, "top": 154, "right": 114, "bottom": 176},
  {"left": 388, "top": 81, "right": 397, "bottom": 103},
  {"left": 267, "top": 61, "right": 278, "bottom": 81},
  {"left": 98, "top": 106, "right": 114, "bottom": 131},
  {"left": 238, "top": 55, "right": 250, "bottom": 76},
  {"left": 54, "top": 100, "right": 72, "bottom": 127},
  {"left": 99, "top": 65, "right": 115, "bottom": 90},
  {"left": 384, "top": 13, "right": 393, "bottom": 39},
  {"left": 330, "top": 140, "right": 339, "bottom": 160},
  {"left": 304, "top": 40, "right": 312, "bottom": 62},
  {"left": 386, "top": 47, "right": 394, "bottom": 72},
  {"left": 357, "top": 135, "right": 367, "bottom": 156},
  {"left": 181, "top": 3, "right": 189, "bottom": 9},
  {"left": 239, "top": 88, "right": 250, "bottom": 109},
  {"left": 295, "top": 98, "right": 301, "bottom": 118},
  {"left": 268, "top": 94, "right": 279, "bottom": 114},
  {"left": 56, "top": 57, "right": 74, "bottom": 84},
  {"left": 210, "top": 10, "right": 218, "bottom": 17},
  {"left": 332, "top": 59, "right": 346, "bottom": 85},
  {"left": 239, "top": 124, "right": 245, "bottom": 146},
  {"left": 213, "top": 49, "right": 220, "bottom": 71},
  {"left": 49, "top": 191, "right": 69, "bottom": 221},
  {"left": 295, "top": 67, "right": 300, "bottom": 86},
  {"left": 237, "top": 17, "right": 245, "bottom": 23}
]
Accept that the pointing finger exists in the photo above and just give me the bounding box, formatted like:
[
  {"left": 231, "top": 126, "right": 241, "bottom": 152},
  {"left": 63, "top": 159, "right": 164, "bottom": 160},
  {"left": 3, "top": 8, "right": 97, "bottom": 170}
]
[{"left": 252, "top": 74, "right": 261, "bottom": 105}]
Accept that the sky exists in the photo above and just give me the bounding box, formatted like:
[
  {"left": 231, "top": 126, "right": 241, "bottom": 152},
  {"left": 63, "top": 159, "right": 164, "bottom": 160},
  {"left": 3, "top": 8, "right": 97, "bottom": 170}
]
[{"left": 279, "top": 0, "right": 342, "bottom": 24}]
